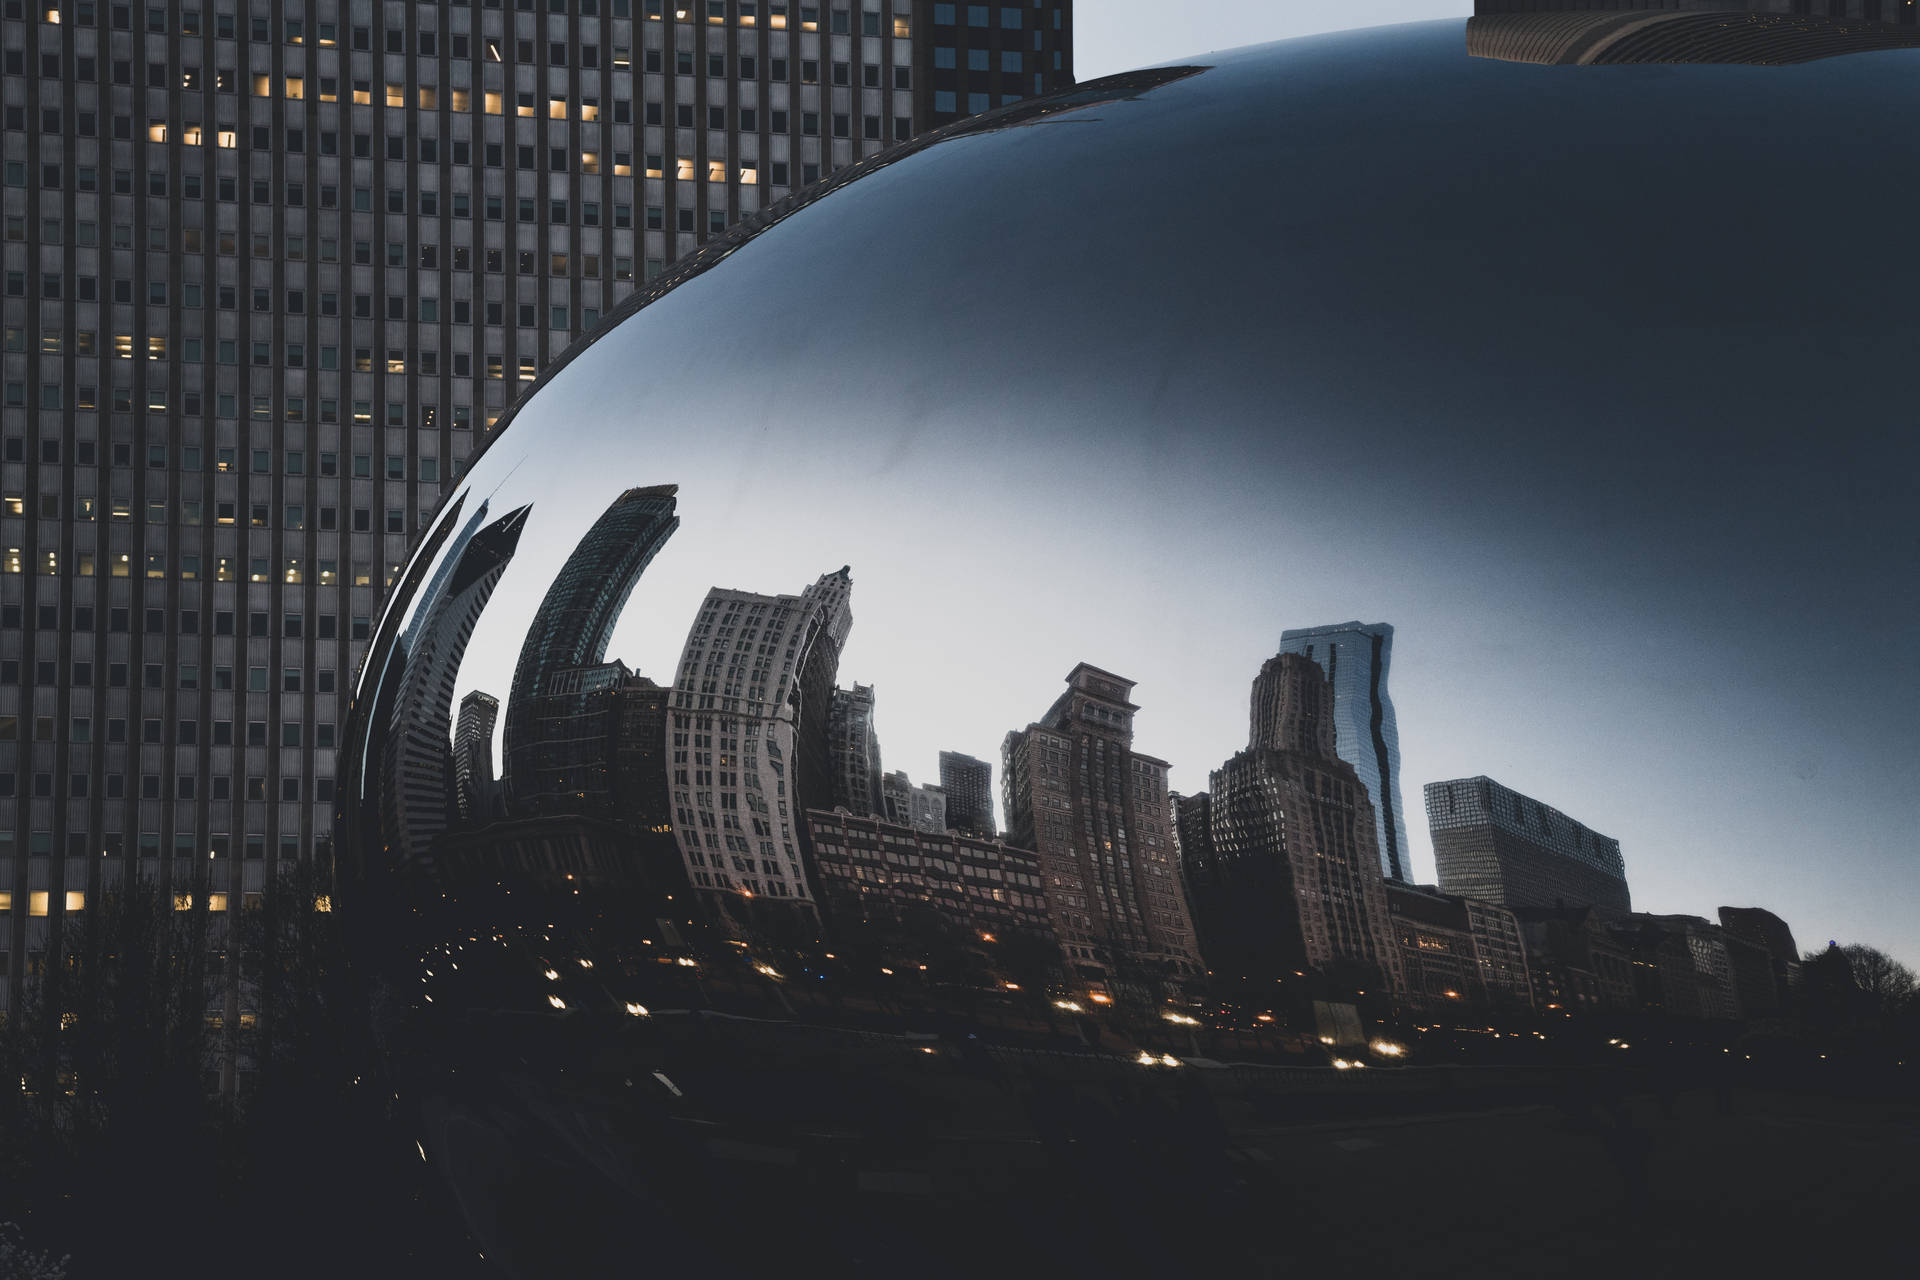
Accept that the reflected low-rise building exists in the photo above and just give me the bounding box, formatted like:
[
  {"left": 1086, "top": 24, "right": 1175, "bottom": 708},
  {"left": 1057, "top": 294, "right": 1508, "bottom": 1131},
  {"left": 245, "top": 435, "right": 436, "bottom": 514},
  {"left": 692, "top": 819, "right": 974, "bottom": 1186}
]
[{"left": 804, "top": 807, "right": 1053, "bottom": 960}]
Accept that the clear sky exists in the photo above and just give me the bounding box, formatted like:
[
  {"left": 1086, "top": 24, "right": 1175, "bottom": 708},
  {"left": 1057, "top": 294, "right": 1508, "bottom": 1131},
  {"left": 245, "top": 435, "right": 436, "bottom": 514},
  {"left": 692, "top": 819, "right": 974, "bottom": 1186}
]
[{"left": 1075, "top": 0, "right": 1471, "bottom": 78}]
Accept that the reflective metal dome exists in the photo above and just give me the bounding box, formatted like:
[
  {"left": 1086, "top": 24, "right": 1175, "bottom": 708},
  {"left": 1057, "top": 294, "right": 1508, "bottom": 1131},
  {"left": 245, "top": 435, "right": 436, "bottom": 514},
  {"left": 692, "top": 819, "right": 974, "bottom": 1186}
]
[{"left": 337, "top": 18, "right": 1920, "bottom": 1276}]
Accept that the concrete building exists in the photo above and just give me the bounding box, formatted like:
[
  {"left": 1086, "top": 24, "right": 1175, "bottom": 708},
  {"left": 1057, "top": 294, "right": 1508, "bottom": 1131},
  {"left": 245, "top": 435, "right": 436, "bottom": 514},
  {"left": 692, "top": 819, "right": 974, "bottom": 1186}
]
[
  {"left": 0, "top": 0, "right": 1074, "bottom": 1015},
  {"left": 1278, "top": 622, "right": 1412, "bottom": 882},
  {"left": 667, "top": 567, "right": 850, "bottom": 912},
  {"left": 879, "top": 769, "right": 945, "bottom": 834},
  {"left": 1427, "top": 776, "right": 1630, "bottom": 913},
  {"left": 1199, "top": 653, "right": 1404, "bottom": 992},
  {"left": 937, "top": 748, "right": 993, "bottom": 838},
  {"left": 1002, "top": 664, "right": 1200, "bottom": 985}
]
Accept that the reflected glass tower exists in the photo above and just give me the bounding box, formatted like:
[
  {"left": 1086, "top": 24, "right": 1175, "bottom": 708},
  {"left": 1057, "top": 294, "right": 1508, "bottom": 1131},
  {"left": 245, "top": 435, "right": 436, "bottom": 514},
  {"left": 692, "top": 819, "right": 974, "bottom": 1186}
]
[{"left": 1278, "top": 622, "right": 1412, "bottom": 883}]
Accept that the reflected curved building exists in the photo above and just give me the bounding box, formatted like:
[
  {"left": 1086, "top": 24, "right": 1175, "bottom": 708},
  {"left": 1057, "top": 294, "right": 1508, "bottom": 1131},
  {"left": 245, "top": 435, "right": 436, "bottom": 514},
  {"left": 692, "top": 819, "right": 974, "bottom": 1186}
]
[{"left": 334, "top": 16, "right": 1920, "bottom": 1277}]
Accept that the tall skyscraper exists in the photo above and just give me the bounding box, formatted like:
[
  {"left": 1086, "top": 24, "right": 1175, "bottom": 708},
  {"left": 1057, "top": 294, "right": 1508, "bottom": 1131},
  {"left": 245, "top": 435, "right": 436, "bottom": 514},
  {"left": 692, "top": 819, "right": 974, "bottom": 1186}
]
[
  {"left": 451, "top": 690, "right": 499, "bottom": 822},
  {"left": 667, "top": 567, "right": 851, "bottom": 912},
  {"left": 1200, "top": 653, "right": 1404, "bottom": 991},
  {"left": 1426, "top": 776, "right": 1630, "bottom": 912},
  {"left": 1278, "top": 622, "right": 1412, "bottom": 883},
  {"left": 828, "top": 683, "right": 883, "bottom": 817},
  {"left": 937, "top": 749, "right": 993, "bottom": 838},
  {"left": 502, "top": 484, "right": 677, "bottom": 801},
  {"left": 377, "top": 501, "right": 526, "bottom": 867},
  {"left": 0, "top": 1, "right": 1073, "bottom": 1015},
  {"left": 1002, "top": 664, "right": 1200, "bottom": 985}
]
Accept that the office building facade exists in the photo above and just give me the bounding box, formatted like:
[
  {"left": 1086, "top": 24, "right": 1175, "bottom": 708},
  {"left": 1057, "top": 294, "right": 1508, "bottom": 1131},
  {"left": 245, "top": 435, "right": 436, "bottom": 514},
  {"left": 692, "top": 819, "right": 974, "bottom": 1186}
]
[
  {"left": 1278, "top": 622, "right": 1413, "bottom": 882},
  {"left": 0, "top": 0, "right": 1074, "bottom": 1012},
  {"left": 1427, "top": 775, "right": 1630, "bottom": 912},
  {"left": 1001, "top": 664, "right": 1200, "bottom": 984}
]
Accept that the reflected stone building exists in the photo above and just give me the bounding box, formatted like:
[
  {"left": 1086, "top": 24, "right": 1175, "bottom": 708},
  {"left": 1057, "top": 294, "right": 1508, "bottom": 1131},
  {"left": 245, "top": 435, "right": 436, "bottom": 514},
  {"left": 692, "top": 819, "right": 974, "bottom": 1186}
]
[
  {"left": 1200, "top": 653, "right": 1403, "bottom": 991},
  {"left": 1002, "top": 665, "right": 1200, "bottom": 984},
  {"left": 1278, "top": 622, "right": 1411, "bottom": 883},
  {"left": 668, "top": 568, "right": 852, "bottom": 912},
  {"left": 1427, "top": 776, "right": 1630, "bottom": 912},
  {"left": 828, "top": 683, "right": 884, "bottom": 817},
  {"left": 1386, "top": 882, "right": 1531, "bottom": 1012},
  {"left": 503, "top": 485, "right": 678, "bottom": 806},
  {"left": 804, "top": 807, "right": 1052, "bottom": 958},
  {"left": 881, "top": 769, "right": 946, "bottom": 833},
  {"left": 939, "top": 750, "right": 995, "bottom": 838}
]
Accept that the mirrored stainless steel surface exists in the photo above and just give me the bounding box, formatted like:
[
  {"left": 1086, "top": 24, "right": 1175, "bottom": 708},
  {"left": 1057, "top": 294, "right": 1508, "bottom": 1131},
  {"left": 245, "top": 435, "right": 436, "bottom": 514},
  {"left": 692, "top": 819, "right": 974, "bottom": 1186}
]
[{"left": 334, "top": 19, "right": 1920, "bottom": 1276}]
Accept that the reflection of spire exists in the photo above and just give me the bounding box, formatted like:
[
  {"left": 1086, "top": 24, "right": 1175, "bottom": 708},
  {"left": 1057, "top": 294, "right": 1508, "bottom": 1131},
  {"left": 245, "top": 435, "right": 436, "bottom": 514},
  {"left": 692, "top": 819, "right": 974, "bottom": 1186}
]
[
  {"left": 381, "top": 504, "right": 530, "bottom": 867},
  {"left": 1468, "top": 4, "right": 1920, "bottom": 65},
  {"left": 503, "top": 485, "right": 679, "bottom": 809}
]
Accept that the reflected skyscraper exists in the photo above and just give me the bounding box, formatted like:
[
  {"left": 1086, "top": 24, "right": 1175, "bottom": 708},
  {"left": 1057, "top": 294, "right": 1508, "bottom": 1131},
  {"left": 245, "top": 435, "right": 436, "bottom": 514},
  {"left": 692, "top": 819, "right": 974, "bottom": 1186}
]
[
  {"left": 451, "top": 691, "right": 500, "bottom": 824},
  {"left": 1427, "top": 776, "right": 1630, "bottom": 913},
  {"left": 1002, "top": 665, "right": 1202, "bottom": 985},
  {"left": 828, "top": 684, "right": 885, "bottom": 817},
  {"left": 380, "top": 504, "right": 529, "bottom": 868},
  {"left": 668, "top": 568, "right": 854, "bottom": 916},
  {"left": 1278, "top": 622, "right": 1412, "bottom": 883},
  {"left": 503, "top": 486, "right": 679, "bottom": 806},
  {"left": 939, "top": 751, "right": 996, "bottom": 838},
  {"left": 1202, "top": 653, "right": 1405, "bottom": 990}
]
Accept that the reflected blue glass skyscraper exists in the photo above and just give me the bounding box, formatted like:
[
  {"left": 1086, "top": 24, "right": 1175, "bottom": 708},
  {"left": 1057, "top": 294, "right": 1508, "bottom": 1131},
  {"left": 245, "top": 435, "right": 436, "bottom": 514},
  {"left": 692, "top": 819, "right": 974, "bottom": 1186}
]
[{"left": 1278, "top": 622, "right": 1412, "bottom": 883}]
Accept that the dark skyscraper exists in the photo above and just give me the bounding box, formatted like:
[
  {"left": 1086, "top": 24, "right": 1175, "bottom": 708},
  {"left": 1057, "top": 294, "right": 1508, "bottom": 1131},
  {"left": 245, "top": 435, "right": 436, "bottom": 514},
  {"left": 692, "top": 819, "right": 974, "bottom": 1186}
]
[
  {"left": 503, "top": 485, "right": 677, "bottom": 803},
  {"left": 1201, "top": 653, "right": 1404, "bottom": 990},
  {"left": 1278, "top": 622, "right": 1413, "bottom": 882},
  {"left": 938, "top": 750, "right": 994, "bottom": 838},
  {"left": 1427, "top": 776, "right": 1630, "bottom": 913},
  {"left": 829, "top": 684, "right": 884, "bottom": 817},
  {"left": 451, "top": 690, "right": 500, "bottom": 823}
]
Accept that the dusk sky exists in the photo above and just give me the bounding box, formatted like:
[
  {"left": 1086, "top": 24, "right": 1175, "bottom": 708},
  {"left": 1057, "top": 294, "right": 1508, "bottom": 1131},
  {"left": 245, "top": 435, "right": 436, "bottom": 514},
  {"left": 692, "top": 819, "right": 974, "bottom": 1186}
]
[{"left": 400, "top": 16, "right": 1919, "bottom": 975}]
